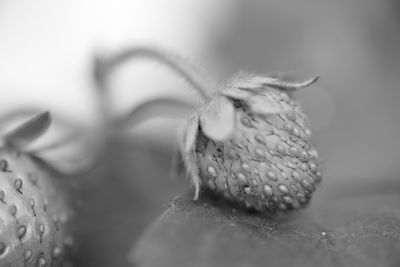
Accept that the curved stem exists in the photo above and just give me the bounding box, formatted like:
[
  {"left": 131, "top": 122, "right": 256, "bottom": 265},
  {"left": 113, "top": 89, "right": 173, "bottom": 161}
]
[{"left": 96, "top": 46, "right": 213, "bottom": 102}]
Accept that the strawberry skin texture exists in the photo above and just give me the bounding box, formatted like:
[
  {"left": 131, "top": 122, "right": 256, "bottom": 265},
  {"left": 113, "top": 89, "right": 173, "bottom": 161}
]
[
  {"left": 196, "top": 90, "right": 322, "bottom": 212},
  {"left": 0, "top": 149, "right": 74, "bottom": 266}
]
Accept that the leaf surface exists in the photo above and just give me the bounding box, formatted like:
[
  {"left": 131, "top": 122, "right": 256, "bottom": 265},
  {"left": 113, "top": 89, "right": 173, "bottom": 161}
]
[{"left": 131, "top": 187, "right": 400, "bottom": 267}]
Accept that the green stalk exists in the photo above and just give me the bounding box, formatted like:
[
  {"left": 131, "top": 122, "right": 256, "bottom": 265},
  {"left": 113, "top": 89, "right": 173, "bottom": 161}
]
[{"left": 95, "top": 46, "right": 213, "bottom": 104}]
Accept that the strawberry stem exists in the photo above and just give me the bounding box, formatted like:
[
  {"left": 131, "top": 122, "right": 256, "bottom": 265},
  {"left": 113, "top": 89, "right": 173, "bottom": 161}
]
[{"left": 94, "top": 46, "right": 213, "bottom": 102}]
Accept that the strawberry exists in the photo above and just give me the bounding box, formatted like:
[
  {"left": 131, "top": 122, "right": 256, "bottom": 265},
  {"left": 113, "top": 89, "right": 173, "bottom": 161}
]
[
  {"left": 177, "top": 74, "right": 322, "bottom": 212},
  {"left": 94, "top": 47, "right": 322, "bottom": 213},
  {"left": 0, "top": 112, "right": 75, "bottom": 266}
]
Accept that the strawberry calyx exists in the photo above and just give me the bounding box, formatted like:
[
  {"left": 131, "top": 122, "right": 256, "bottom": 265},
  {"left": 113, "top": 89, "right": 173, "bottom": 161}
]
[
  {"left": 0, "top": 110, "right": 96, "bottom": 175},
  {"left": 2, "top": 111, "right": 51, "bottom": 150}
]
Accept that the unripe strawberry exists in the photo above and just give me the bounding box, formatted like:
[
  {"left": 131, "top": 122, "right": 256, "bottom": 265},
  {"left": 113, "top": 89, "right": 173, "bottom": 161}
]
[
  {"left": 0, "top": 112, "right": 75, "bottom": 266},
  {"left": 178, "top": 74, "right": 322, "bottom": 212},
  {"left": 94, "top": 47, "right": 322, "bottom": 213}
]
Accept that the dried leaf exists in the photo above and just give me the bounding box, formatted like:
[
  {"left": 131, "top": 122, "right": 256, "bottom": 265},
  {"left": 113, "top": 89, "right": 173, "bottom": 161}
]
[
  {"left": 4, "top": 111, "right": 51, "bottom": 149},
  {"left": 256, "top": 71, "right": 297, "bottom": 81},
  {"left": 220, "top": 86, "right": 255, "bottom": 100},
  {"left": 180, "top": 115, "right": 201, "bottom": 199},
  {"left": 199, "top": 97, "right": 235, "bottom": 142},
  {"left": 246, "top": 94, "right": 286, "bottom": 115},
  {"left": 220, "top": 77, "right": 268, "bottom": 100},
  {"left": 253, "top": 73, "right": 320, "bottom": 90},
  {"left": 182, "top": 115, "right": 199, "bottom": 153}
]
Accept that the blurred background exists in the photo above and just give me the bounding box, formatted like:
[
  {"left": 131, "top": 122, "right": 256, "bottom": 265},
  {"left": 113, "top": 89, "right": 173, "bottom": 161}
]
[{"left": 1, "top": 0, "right": 400, "bottom": 266}]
